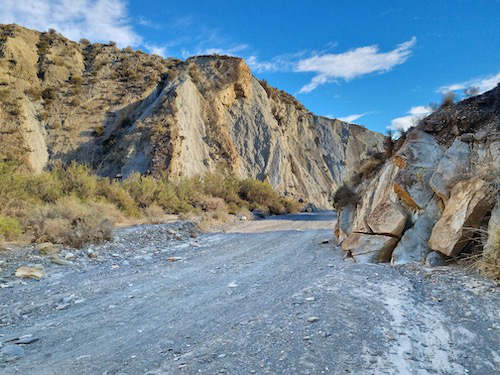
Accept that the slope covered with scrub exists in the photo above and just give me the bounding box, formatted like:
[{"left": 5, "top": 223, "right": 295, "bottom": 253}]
[{"left": 0, "top": 24, "right": 384, "bottom": 207}]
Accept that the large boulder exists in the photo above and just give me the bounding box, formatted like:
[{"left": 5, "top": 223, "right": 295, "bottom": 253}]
[
  {"left": 350, "top": 162, "right": 399, "bottom": 233},
  {"left": 367, "top": 201, "right": 407, "bottom": 237},
  {"left": 429, "top": 177, "right": 494, "bottom": 256},
  {"left": 341, "top": 233, "right": 398, "bottom": 263},
  {"left": 392, "top": 131, "right": 445, "bottom": 210},
  {"left": 429, "top": 139, "right": 471, "bottom": 201},
  {"left": 391, "top": 197, "right": 441, "bottom": 264},
  {"left": 335, "top": 203, "right": 355, "bottom": 243}
]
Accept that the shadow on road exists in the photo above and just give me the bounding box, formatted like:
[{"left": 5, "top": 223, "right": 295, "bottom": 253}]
[{"left": 263, "top": 211, "right": 336, "bottom": 222}]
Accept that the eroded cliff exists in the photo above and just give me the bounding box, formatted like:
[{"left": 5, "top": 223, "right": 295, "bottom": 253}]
[{"left": 0, "top": 24, "right": 384, "bottom": 207}]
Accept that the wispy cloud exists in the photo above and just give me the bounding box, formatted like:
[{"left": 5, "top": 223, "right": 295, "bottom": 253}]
[
  {"left": 0, "top": 0, "right": 141, "bottom": 47},
  {"left": 389, "top": 105, "right": 432, "bottom": 133},
  {"left": 145, "top": 43, "right": 167, "bottom": 57},
  {"left": 438, "top": 72, "right": 500, "bottom": 95},
  {"left": 337, "top": 113, "right": 368, "bottom": 123},
  {"left": 246, "top": 51, "right": 306, "bottom": 73},
  {"left": 296, "top": 37, "right": 416, "bottom": 93},
  {"left": 137, "top": 16, "right": 161, "bottom": 30}
]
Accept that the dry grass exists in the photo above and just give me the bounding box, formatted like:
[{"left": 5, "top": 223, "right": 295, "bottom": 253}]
[
  {"left": 0, "top": 162, "right": 301, "bottom": 247},
  {"left": 479, "top": 224, "right": 500, "bottom": 279},
  {"left": 332, "top": 185, "right": 359, "bottom": 210},
  {"left": 26, "top": 197, "right": 112, "bottom": 248}
]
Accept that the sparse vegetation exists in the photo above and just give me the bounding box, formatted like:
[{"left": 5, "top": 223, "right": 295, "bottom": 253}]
[
  {"left": 440, "top": 91, "right": 455, "bottom": 108},
  {"left": 0, "top": 215, "right": 23, "bottom": 241},
  {"left": 0, "top": 161, "right": 301, "bottom": 247},
  {"left": 480, "top": 223, "right": 500, "bottom": 279},
  {"left": 41, "top": 87, "right": 56, "bottom": 102},
  {"left": 332, "top": 185, "right": 359, "bottom": 210}
]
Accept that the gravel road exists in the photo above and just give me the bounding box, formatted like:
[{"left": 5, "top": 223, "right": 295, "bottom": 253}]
[{"left": 0, "top": 212, "right": 499, "bottom": 374}]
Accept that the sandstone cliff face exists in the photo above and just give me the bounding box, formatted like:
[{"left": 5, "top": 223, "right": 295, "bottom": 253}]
[
  {"left": 0, "top": 24, "right": 383, "bottom": 207},
  {"left": 334, "top": 85, "right": 499, "bottom": 265}
]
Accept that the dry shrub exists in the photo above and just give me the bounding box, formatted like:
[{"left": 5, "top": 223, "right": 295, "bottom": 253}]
[
  {"left": 41, "top": 87, "right": 56, "bottom": 101},
  {"left": 100, "top": 182, "right": 140, "bottom": 217},
  {"left": 279, "top": 197, "right": 302, "bottom": 214},
  {"left": 89, "top": 201, "right": 126, "bottom": 225},
  {"left": 122, "top": 173, "right": 159, "bottom": 208},
  {"left": 27, "top": 197, "right": 112, "bottom": 248},
  {"left": 24, "top": 87, "right": 42, "bottom": 100},
  {"left": 0, "top": 161, "right": 302, "bottom": 246},
  {"left": 332, "top": 185, "right": 358, "bottom": 210},
  {"left": 59, "top": 162, "right": 99, "bottom": 199},
  {"left": 144, "top": 204, "right": 166, "bottom": 224},
  {"left": 479, "top": 223, "right": 500, "bottom": 279},
  {"left": 440, "top": 92, "right": 455, "bottom": 108},
  {"left": 238, "top": 178, "right": 279, "bottom": 209}
]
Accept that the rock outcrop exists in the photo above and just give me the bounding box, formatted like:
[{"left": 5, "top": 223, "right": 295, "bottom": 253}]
[
  {"left": 0, "top": 24, "right": 384, "bottom": 207},
  {"left": 334, "top": 85, "right": 499, "bottom": 264}
]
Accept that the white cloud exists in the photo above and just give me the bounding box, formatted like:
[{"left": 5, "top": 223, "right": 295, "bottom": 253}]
[
  {"left": 438, "top": 72, "right": 500, "bottom": 95},
  {"left": 246, "top": 51, "right": 306, "bottom": 73},
  {"left": 296, "top": 37, "right": 416, "bottom": 93},
  {"left": 389, "top": 105, "right": 432, "bottom": 133},
  {"left": 0, "top": 0, "right": 141, "bottom": 47},
  {"left": 337, "top": 113, "right": 367, "bottom": 123},
  {"left": 145, "top": 43, "right": 167, "bottom": 57},
  {"left": 247, "top": 55, "right": 282, "bottom": 72}
]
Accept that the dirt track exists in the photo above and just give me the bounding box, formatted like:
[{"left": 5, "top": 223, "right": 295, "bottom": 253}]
[{"left": 1, "top": 212, "right": 499, "bottom": 374}]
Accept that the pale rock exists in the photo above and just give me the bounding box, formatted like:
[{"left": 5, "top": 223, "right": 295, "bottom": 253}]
[
  {"left": 429, "top": 177, "right": 493, "bottom": 256},
  {"left": 51, "top": 255, "right": 72, "bottom": 265},
  {"left": 429, "top": 139, "right": 470, "bottom": 200},
  {"left": 36, "top": 242, "right": 61, "bottom": 255},
  {"left": 350, "top": 162, "right": 398, "bottom": 234},
  {"left": 366, "top": 201, "right": 407, "bottom": 237},
  {"left": 391, "top": 198, "right": 441, "bottom": 265},
  {"left": 335, "top": 203, "right": 355, "bottom": 242},
  {"left": 393, "top": 131, "right": 445, "bottom": 210},
  {"left": 15, "top": 265, "right": 45, "bottom": 280},
  {"left": 342, "top": 233, "right": 398, "bottom": 263}
]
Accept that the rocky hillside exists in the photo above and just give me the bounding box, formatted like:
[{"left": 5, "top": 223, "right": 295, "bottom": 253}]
[
  {"left": 334, "top": 85, "right": 499, "bottom": 276},
  {"left": 0, "top": 24, "right": 384, "bottom": 207}
]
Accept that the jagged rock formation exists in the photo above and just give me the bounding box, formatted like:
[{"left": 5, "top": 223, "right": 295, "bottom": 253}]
[
  {"left": 0, "top": 24, "right": 384, "bottom": 207},
  {"left": 334, "top": 85, "right": 500, "bottom": 265}
]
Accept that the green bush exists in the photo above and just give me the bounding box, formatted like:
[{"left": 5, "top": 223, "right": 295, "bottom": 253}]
[
  {"left": 238, "top": 178, "right": 279, "bottom": 208},
  {"left": 59, "top": 162, "right": 99, "bottom": 199},
  {"left": 0, "top": 161, "right": 301, "bottom": 247},
  {"left": 0, "top": 215, "right": 23, "bottom": 241},
  {"left": 100, "top": 182, "right": 140, "bottom": 217},
  {"left": 24, "top": 172, "right": 63, "bottom": 203}
]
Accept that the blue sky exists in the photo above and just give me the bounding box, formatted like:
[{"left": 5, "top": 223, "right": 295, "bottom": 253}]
[{"left": 2, "top": 0, "right": 499, "bottom": 134}]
